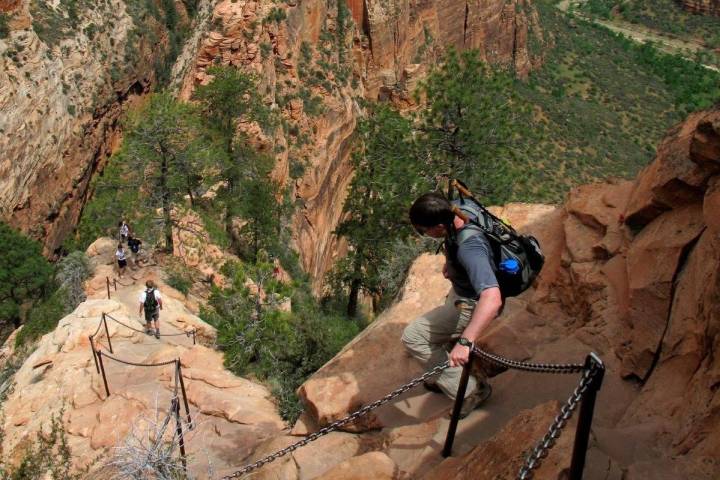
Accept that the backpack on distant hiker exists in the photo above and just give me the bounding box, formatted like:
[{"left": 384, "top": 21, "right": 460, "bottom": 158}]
[
  {"left": 447, "top": 179, "right": 544, "bottom": 298},
  {"left": 144, "top": 288, "right": 159, "bottom": 313}
]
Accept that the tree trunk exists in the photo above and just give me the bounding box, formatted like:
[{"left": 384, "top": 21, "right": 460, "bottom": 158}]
[
  {"left": 160, "top": 153, "right": 174, "bottom": 253},
  {"left": 347, "top": 277, "right": 361, "bottom": 318}
]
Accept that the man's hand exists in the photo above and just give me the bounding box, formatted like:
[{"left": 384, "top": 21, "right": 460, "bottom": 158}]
[
  {"left": 449, "top": 343, "right": 470, "bottom": 367},
  {"left": 442, "top": 262, "right": 449, "bottom": 279}
]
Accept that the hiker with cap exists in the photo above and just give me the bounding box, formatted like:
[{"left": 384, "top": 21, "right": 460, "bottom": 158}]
[
  {"left": 115, "top": 243, "right": 128, "bottom": 279},
  {"left": 402, "top": 191, "right": 503, "bottom": 418},
  {"left": 138, "top": 280, "right": 163, "bottom": 339}
]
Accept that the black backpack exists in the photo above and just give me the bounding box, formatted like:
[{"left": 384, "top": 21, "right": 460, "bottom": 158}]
[
  {"left": 448, "top": 181, "right": 544, "bottom": 298},
  {"left": 144, "top": 288, "right": 158, "bottom": 312}
]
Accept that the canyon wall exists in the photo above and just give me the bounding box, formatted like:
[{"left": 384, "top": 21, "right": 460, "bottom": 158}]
[
  {"left": 176, "top": 0, "right": 543, "bottom": 285},
  {"left": 0, "top": 0, "right": 202, "bottom": 256}
]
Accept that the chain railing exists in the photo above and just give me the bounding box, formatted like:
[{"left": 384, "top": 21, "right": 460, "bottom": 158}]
[
  {"left": 220, "top": 347, "right": 604, "bottom": 480},
  {"left": 104, "top": 312, "right": 197, "bottom": 344},
  {"left": 462, "top": 346, "right": 605, "bottom": 480},
  {"left": 219, "top": 362, "right": 450, "bottom": 479},
  {"left": 89, "top": 306, "right": 605, "bottom": 480}
]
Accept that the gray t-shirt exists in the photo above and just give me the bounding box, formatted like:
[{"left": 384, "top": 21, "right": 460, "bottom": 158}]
[{"left": 446, "top": 228, "right": 499, "bottom": 298}]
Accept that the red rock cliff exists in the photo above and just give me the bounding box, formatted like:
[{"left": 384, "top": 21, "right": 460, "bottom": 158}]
[
  {"left": 177, "top": 0, "right": 543, "bottom": 286},
  {"left": 679, "top": 0, "right": 720, "bottom": 15},
  {"left": 0, "top": 0, "right": 199, "bottom": 255}
]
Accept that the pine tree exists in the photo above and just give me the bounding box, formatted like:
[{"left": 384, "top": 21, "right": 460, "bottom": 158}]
[
  {"left": 417, "top": 48, "right": 528, "bottom": 203},
  {"left": 334, "top": 105, "right": 428, "bottom": 317},
  {"left": 112, "top": 92, "right": 211, "bottom": 252},
  {"left": 0, "top": 222, "right": 53, "bottom": 332}
]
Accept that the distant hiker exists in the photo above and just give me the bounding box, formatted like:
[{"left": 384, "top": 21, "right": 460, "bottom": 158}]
[
  {"left": 138, "top": 280, "right": 163, "bottom": 339},
  {"left": 119, "top": 220, "right": 129, "bottom": 243},
  {"left": 402, "top": 192, "right": 502, "bottom": 418},
  {"left": 127, "top": 235, "right": 143, "bottom": 268},
  {"left": 115, "top": 244, "right": 128, "bottom": 278}
]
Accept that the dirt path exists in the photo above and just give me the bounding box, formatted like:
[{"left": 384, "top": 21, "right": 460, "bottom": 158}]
[{"left": 556, "top": 0, "right": 720, "bottom": 72}]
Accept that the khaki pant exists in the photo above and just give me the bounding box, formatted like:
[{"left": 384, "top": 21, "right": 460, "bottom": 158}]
[{"left": 402, "top": 291, "right": 484, "bottom": 400}]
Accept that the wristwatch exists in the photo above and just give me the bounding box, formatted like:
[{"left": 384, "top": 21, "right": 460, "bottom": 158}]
[{"left": 457, "top": 337, "right": 473, "bottom": 348}]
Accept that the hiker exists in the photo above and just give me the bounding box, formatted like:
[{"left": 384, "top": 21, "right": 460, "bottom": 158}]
[
  {"left": 119, "top": 220, "right": 129, "bottom": 244},
  {"left": 127, "top": 235, "right": 143, "bottom": 269},
  {"left": 138, "top": 280, "right": 163, "bottom": 339},
  {"left": 115, "top": 243, "right": 128, "bottom": 278},
  {"left": 402, "top": 192, "right": 503, "bottom": 418}
]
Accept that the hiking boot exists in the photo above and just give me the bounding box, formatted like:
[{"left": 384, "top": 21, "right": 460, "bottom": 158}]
[
  {"left": 423, "top": 380, "right": 443, "bottom": 394},
  {"left": 455, "top": 382, "right": 492, "bottom": 419},
  {"left": 155, "top": 328, "right": 160, "bottom": 339},
  {"left": 145, "top": 324, "right": 153, "bottom": 334}
]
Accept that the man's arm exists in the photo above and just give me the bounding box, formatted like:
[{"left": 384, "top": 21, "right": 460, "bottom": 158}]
[
  {"left": 448, "top": 286, "right": 502, "bottom": 367},
  {"left": 138, "top": 302, "right": 144, "bottom": 316}
]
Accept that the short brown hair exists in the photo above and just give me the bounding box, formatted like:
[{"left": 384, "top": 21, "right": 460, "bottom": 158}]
[{"left": 146, "top": 280, "right": 155, "bottom": 288}]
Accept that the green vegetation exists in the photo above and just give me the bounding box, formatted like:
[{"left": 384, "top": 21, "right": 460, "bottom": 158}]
[
  {"left": 332, "top": 105, "right": 429, "bottom": 316},
  {"left": 0, "top": 409, "right": 83, "bottom": 479},
  {"left": 14, "top": 252, "right": 92, "bottom": 347},
  {"left": 202, "top": 259, "right": 359, "bottom": 421},
  {"left": 579, "top": 0, "right": 720, "bottom": 52},
  {"left": 263, "top": 6, "right": 287, "bottom": 24},
  {"left": 0, "top": 222, "right": 54, "bottom": 336},
  {"left": 504, "top": 0, "right": 720, "bottom": 201},
  {"left": 0, "top": 12, "right": 10, "bottom": 39}
]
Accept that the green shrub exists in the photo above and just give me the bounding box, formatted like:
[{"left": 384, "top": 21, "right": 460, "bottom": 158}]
[
  {"left": 14, "top": 288, "right": 67, "bottom": 347},
  {"left": 0, "top": 409, "right": 83, "bottom": 479},
  {"left": 165, "top": 262, "right": 194, "bottom": 296},
  {"left": 263, "top": 7, "right": 287, "bottom": 24},
  {"left": 0, "top": 12, "right": 10, "bottom": 39},
  {"left": 202, "top": 260, "right": 360, "bottom": 422},
  {"left": 0, "top": 222, "right": 54, "bottom": 341}
]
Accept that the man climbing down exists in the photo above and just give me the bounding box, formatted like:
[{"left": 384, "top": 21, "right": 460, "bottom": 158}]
[
  {"left": 139, "top": 280, "right": 163, "bottom": 339},
  {"left": 402, "top": 192, "right": 503, "bottom": 418}
]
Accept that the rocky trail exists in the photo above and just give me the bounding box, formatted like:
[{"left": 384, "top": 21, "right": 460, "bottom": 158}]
[{"left": 0, "top": 239, "right": 286, "bottom": 479}]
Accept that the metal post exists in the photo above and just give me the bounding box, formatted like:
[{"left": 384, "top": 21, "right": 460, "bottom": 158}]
[
  {"left": 174, "top": 398, "right": 187, "bottom": 472},
  {"left": 192, "top": 329, "right": 196, "bottom": 345},
  {"left": 176, "top": 360, "right": 193, "bottom": 429},
  {"left": 96, "top": 350, "right": 111, "bottom": 398},
  {"left": 89, "top": 335, "right": 99, "bottom": 373},
  {"left": 102, "top": 313, "right": 113, "bottom": 353},
  {"left": 106, "top": 277, "right": 111, "bottom": 299},
  {"left": 569, "top": 353, "right": 605, "bottom": 480},
  {"left": 442, "top": 352, "right": 474, "bottom": 457},
  {"left": 113, "top": 278, "right": 117, "bottom": 291}
]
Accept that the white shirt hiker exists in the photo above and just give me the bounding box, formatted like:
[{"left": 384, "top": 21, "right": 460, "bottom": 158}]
[
  {"left": 139, "top": 289, "right": 162, "bottom": 304},
  {"left": 116, "top": 248, "right": 127, "bottom": 261},
  {"left": 120, "top": 223, "right": 129, "bottom": 237}
]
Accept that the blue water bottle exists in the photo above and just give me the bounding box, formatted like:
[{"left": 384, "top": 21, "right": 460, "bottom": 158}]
[{"left": 499, "top": 258, "right": 521, "bottom": 275}]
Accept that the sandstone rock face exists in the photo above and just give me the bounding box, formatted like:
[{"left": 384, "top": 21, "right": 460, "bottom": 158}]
[
  {"left": 176, "top": 0, "right": 543, "bottom": 291},
  {"left": 0, "top": 0, "right": 198, "bottom": 256},
  {"left": 679, "top": 0, "right": 720, "bottom": 15}
]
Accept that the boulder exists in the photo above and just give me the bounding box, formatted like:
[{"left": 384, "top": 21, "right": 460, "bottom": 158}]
[
  {"left": 315, "top": 451, "right": 399, "bottom": 479},
  {"left": 298, "top": 254, "right": 449, "bottom": 431},
  {"left": 618, "top": 204, "right": 705, "bottom": 379},
  {"left": 624, "top": 109, "right": 720, "bottom": 227}
]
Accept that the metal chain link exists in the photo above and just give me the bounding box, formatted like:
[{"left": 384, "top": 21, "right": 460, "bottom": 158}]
[
  {"left": 516, "top": 366, "right": 598, "bottom": 480},
  {"left": 104, "top": 312, "right": 197, "bottom": 338},
  {"left": 99, "top": 350, "right": 179, "bottom": 368},
  {"left": 220, "top": 362, "right": 450, "bottom": 479},
  {"left": 472, "top": 345, "right": 586, "bottom": 374}
]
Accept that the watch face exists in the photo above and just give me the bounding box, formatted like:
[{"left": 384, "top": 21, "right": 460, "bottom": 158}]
[{"left": 458, "top": 338, "right": 472, "bottom": 347}]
